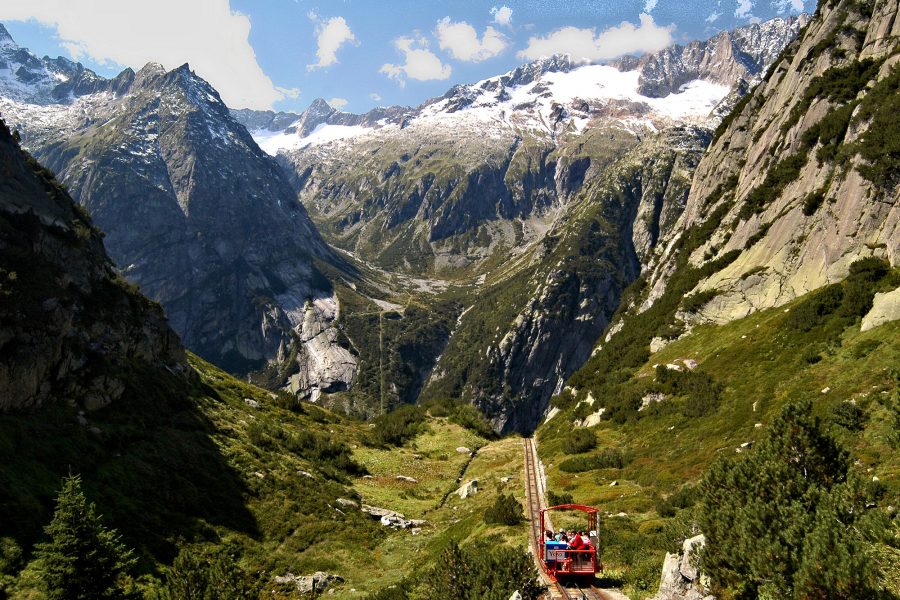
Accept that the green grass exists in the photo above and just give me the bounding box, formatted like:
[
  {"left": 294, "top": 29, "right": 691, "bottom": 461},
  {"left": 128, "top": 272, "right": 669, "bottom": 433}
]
[{"left": 536, "top": 272, "right": 900, "bottom": 598}]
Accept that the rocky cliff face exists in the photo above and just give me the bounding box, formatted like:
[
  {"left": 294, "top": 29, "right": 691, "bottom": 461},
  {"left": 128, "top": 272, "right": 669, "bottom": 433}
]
[
  {"left": 0, "top": 33, "right": 358, "bottom": 400},
  {"left": 422, "top": 127, "right": 709, "bottom": 432},
  {"left": 0, "top": 118, "right": 186, "bottom": 411},
  {"left": 616, "top": 15, "right": 810, "bottom": 97},
  {"left": 638, "top": 0, "right": 898, "bottom": 332}
]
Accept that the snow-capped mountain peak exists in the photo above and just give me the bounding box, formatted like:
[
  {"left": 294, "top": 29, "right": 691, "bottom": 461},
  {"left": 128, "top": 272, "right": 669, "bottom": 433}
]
[{"left": 234, "top": 14, "right": 806, "bottom": 157}]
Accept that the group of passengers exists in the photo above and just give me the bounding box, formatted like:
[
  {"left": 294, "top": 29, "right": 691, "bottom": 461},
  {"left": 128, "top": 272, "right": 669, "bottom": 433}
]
[{"left": 544, "top": 528, "right": 591, "bottom": 550}]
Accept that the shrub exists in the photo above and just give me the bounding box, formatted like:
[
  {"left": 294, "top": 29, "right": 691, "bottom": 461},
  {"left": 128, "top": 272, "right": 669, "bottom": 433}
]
[
  {"left": 738, "top": 152, "right": 808, "bottom": 219},
  {"left": 420, "top": 541, "right": 544, "bottom": 600},
  {"left": 159, "top": 545, "right": 259, "bottom": 600},
  {"left": 547, "top": 491, "right": 574, "bottom": 507},
  {"left": 681, "top": 289, "right": 718, "bottom": 313},
  {"left": 448, "top": 403, "right": 496, "bottom": 439},
  {"left": 562, "top": 429, "right": 596, "bottom": 454},
  {"left": 559, "top": 449, "right": 625, "bottom": 472},
  {"left": 801, "top": 189, "right": 826, "bottom": 216},
  {"left": 368, "top": 405, "right": 427, "bottom": 447},
  {"left": 785, "top": 284, "right": 844, "bottom": 331},
  {"left": 483, "top": 494, "right": 523, "bottom": 526},
  {"left": 831, "top": 401, "right": 866, "bottom": 431}
]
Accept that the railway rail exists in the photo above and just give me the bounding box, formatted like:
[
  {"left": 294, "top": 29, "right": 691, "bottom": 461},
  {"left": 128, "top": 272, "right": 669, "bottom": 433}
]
[{"left": 523, "top": 438, "right": 609, "bottom": 600}]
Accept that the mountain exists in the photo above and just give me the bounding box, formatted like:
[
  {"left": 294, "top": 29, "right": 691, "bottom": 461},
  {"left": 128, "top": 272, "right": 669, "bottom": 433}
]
[
  {"left": 0, "top": 16, "right": 809, "bottom": 428},
  {"left": 232, "top": 17, "right": 804, "bottom": 285},
  {"left": 614, "top": 14, "right": 811, "bottom": 97},
  {"left": 633, "top": 0, "right": 898, "bottom": 334},
  {"left": 234, "top": 16, "right": 805, "bottom": 431},
  {"left": 0, "top": 117, "right": 186, "bottom": 411},
  {"left": 0, "top": 30, "right": 358, "bottom": 401}
]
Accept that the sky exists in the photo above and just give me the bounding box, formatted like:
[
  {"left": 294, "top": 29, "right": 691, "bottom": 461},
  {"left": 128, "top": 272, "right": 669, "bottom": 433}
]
[{"left": 0, "top": 0, "right": 811, "bottom": 114}]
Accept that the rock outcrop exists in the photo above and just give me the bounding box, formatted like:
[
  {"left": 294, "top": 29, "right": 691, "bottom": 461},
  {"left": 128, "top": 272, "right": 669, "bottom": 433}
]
[
  {"left": 0, "top": 118, "right": 186, "bottom": 411},
  {"left": 274, "top": 571, "right": 344, "bottom": 594},
  {"left": 654, "top": 534, "right": 714, "bottom": 600},
  {"left": 861, "top": 286, "right": 900, "bottom": 331}
]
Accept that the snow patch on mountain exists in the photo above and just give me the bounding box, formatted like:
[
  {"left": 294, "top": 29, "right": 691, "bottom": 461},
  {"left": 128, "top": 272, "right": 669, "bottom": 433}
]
[{"left": 253, "top": 122, "right": 376, "bottom": 154}]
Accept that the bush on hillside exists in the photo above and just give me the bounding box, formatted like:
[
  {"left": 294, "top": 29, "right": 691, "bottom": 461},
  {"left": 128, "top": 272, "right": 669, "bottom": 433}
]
[
  {"left": 419, "top": 541, "right": 544, "bottom": 600},
  {"left": 159, "top": 545, "right": 258, "bottom": 600},
  {"left": 562, "top": 429, "right": 596, "bottom": 454},
  {"left": 785, "top": 284, "right": 844, "bottom": 331},
  {"left": 367, "top": 405, "right": 427, "bottom": 447},
  {"left": 448, "top": 403, "right": 496, "bottom": 439},
  {"left": 559, "top": 449, "right": 625, "bottom": 472},
  {"left": 831, "top": 401, "right": 866, "bottom": 431},
  {"left": 547, "top": 491, "right": 574, "bottom": 507},
  {"left": 700, "top": 401, "right": 882, "bottom": 598},
  {"left": 483, "top": 494, "right": 523, "bottom": 526},
  {"left": 654, "top": 366, "right": 723, "bottom": 418}
]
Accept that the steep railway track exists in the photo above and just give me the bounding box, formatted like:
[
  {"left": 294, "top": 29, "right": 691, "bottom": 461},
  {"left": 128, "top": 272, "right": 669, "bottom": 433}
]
[{"left": 523, "top": 438, "right": 609, "bottom": 600}]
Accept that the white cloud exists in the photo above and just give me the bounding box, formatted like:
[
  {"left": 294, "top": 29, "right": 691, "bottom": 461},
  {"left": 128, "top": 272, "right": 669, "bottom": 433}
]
[
  {"left": 643, "top": 0, "right": 659, "bottom": 12},
  {"left": 773, "top": 0, "right": 804, "bottom": 13},
  {"left": 436, "top": 18, "right": 507, "bottom": 62},
  {"left": 735, "top": 0, "right": 754, "bottom": 18},
  {"left": 490, "top": 6, "right": 513, "bottom": 28},
  {"left": 518, "top": 14, "right": 674, "bottom": 62},
  {"left": 327, "top": 97, "right": 348, "bottom": 110},
  {"left": 0, "top": 0, "right": 296, "bottom": 110},
  {"left": 308, "top": 16, "right": 357, "bottom": 71},
  {"left": 380, "top": 35, "right": 452, "bottom": 86},
  {"left": 276, "top": 86, "right": 301, "bottom": 99},
  {"left": 370, "top": 92, "right": 382, "bottom": 102},
  {"left": 706, "top": 11, "right": 722, "bottom": 22}
]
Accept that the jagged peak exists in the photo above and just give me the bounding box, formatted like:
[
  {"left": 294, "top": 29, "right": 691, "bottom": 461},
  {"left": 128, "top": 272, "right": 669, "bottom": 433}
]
[
  {"left": 306, "top": 97, "right": 336, "bottom": 113},
  {"left": 0, "top": 23, "right": 16, "bottom": 48}
]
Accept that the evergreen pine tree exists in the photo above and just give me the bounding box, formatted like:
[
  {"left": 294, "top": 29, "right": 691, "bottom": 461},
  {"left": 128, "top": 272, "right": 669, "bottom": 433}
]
[
  {"left": 33, "top": 474, "right": 136, "bottom": 600},
  {"left": 699, "top": 401, "right": 879, "bottom": 598}
]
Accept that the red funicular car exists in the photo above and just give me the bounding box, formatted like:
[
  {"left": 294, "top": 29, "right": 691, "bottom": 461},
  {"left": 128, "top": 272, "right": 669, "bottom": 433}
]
[{"left": 540, "top": 504, "right": 602, "bottom": 581}]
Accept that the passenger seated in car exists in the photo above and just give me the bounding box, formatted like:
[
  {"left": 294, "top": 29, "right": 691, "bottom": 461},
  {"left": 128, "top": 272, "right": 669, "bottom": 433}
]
[{"left": 569, "top": 531, "right": 586, "bottom": 551}]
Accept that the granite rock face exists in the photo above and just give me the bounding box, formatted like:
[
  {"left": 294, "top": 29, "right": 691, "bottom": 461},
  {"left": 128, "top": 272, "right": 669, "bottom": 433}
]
[
  {"left": 638, "top": 0, "right": 899, "bottom": 328},
  {"left": 0, "top": 118, "right": 186, "bottom": 411},
  {"left": 861, "top": 286, "right": 900, "bottom": 331}
]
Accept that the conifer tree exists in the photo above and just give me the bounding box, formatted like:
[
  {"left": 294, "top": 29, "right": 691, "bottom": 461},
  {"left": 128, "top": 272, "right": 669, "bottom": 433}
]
[
  {"left": 33, "top": 474, "right": 136, "bottom": 600},
  {"left": 699, "top": 401, "right": 879, "bottom": 598}
]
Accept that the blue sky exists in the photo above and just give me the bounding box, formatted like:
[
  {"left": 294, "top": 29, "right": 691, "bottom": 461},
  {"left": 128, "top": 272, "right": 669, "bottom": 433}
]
[{"left": 1, "top": 0, "right": 811, "bottom": 114}]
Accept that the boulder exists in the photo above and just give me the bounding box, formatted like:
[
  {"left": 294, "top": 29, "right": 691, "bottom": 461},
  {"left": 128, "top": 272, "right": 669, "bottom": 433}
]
[
  {"left": 650, "top": 337, "right": 671, "bottom": 353},
  {"left": 244, "top": 398, "right": 260, "bottom": 409},
  {"left": 456, "top": 446, "right": 472, "bottom": 454},
  {"left": 274, "top": 571, "right": 343, "bottom": 594},
  {"left": 640, "top": 392, "right": 667, "bottom": 411},
  {"left": 458, "top": 479, "right": 479, "bottom": 499},
  {"left": 653, "top": 534, "right": 712, "bottom": 600},
  {"left": 396, "top": 475, "right": 418, "bottom": 483},
  {"left": 861, "top": 287, "right": 900, "bottom": 331},
  {"left": 362, "top": 504, "right": 427, "bottom": 530}
]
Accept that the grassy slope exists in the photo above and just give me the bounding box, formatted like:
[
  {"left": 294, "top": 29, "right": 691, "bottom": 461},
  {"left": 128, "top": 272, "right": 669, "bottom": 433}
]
[
  {"left": 350, "top": 431, "right": 529, "bottom": 595},
  {"left": 0, "top": 352, "right": 532, "bottom": 597},
  {"left": 536, "top": 288, "right": 900, "bottom": 598}
]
